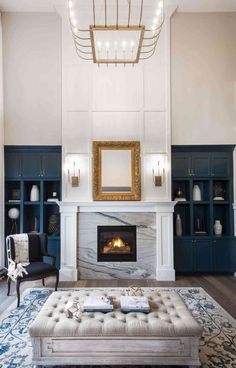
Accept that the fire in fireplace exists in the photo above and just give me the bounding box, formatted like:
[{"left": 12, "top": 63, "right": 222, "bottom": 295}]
[{"left": 97, "top": 225, "right": 137, "bottom": 262}]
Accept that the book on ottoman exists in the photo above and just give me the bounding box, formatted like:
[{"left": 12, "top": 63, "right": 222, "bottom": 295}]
[
  {"left": 83, "top": 296, "right": 113, "bottom": 312},
  {"left": 120, "top": 296, "right": 150, "bottom": 313}
]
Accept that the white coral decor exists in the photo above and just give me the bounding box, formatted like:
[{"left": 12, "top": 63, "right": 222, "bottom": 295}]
[{"left": 7, "top": 259, "right": 29, "bottom": 281}]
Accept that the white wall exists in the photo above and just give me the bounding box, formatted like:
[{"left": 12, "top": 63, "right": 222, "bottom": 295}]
[
  {"left": 171, "top": 12, "right": 236, "bottom": 145},
  {"left": 2, "top": 12, "right": 62, "bottom": 145},
  {"left": 0, "top": 13, "right": 4, "bottom": 267},
  {"left": 59, "top": 5, "right": 172, "bottom": 202}
]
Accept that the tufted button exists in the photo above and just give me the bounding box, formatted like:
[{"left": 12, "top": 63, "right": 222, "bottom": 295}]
[{"left": 54, "top": 318, "right": 59, "bottom": 323}]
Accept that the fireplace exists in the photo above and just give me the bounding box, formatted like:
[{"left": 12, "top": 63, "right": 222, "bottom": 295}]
[{"left": 97, "top": 225, "right": 137, "bottom": 262}]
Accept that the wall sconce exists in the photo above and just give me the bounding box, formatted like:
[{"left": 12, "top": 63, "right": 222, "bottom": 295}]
[
  {"left": 152, "top": 161, "right": 165, "bottom": 187},
  {"left": 68, "top": 161, "right": 80, "bottom": 187}
]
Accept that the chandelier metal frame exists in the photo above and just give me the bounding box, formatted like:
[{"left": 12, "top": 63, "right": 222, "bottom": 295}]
[{"left": 68, "top": 0, "right": 164, "bottom": 65}]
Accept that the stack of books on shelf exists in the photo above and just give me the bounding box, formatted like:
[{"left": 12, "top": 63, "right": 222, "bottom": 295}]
[
  {"left": 120, "top": 296, "right": 150, "bottom": 313},
  {"left": 83, "top": 296, "right": 113, "bottom": 312}
]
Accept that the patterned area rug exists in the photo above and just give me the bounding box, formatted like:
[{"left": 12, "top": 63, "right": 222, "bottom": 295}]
[{"left": 0, "top": 287, "right": 235, "bottom": 368}]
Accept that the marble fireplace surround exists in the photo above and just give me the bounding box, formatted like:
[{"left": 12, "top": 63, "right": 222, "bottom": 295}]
[{"left": 59, "top": 201, "right": 176, "bottom": 281}]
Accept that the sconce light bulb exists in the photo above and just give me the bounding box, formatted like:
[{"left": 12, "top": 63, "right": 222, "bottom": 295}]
[
  {"left": 153, "top": 17, "right": 158, "bottom": 24},
  {"left": 105, "top": 41, "right": 110, "bottom": 49},
  {"left": 130, "top": 41, "right": 134, "bottom": 48},
  {"left": 71, "top": 18, "right": 77, "bottom": 26},
  {"left": 68, "top": 0, "right": 73, "bottom": 9},
  {"left": 158, "top": 1, "right": 163, "bottom": 9},
  {"left": 122, "top": 41, "right": 127, "bottom": 50},
  {"left": 97, "top": 41, "right": 102, "bottom": 49}
]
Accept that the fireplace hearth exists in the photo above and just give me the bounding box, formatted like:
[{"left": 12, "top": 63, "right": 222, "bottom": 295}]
[{"left": 97, "top": 225, "right": 137, "bottom": 262}]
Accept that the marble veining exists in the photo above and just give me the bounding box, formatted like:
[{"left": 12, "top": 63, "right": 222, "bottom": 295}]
[{"left": 78, "top": 212, "right": 156, "bottom": 279}]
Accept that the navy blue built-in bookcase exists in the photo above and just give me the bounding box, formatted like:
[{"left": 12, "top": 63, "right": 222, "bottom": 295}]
[
  {"left": 4, "top": 146, "right": 62, "bottom": 269},
  {"left": 172, "top": 145, "right": 236, "bottom": 273}
]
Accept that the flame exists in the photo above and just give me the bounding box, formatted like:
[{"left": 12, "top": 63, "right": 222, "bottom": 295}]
[{"left": 112, "top": 237, "right": 125, "bottom": 248}]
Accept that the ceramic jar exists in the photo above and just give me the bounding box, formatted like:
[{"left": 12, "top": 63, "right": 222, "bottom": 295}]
[
  {"left": 214, "top": 220, "right": 222, "bottom": 236},
  {"left": 30, "top": 185, "right": 39, "bottom": 202},
  {"left": 193, "top": 185, "right": 201, "bottom": 201},
  {"left": 176, "top": 213, "right": 182, "bottom": 236}
]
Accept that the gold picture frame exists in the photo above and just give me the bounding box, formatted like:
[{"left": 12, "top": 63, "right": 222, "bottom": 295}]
[{"left": 93, "top": 141, "right": 141, "bottom": 201}]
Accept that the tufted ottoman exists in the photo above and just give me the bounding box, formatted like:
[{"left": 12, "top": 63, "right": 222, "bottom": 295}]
[{"left": 29, "top": 289, "right": 203, "bottom": 367}]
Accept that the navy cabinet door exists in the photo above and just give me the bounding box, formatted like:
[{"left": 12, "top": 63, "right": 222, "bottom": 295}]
[
  {"left": 191, "top": 153, "right": 211, "bottom": 177},
  {"left": 174, "top": 239, "right": 194, "bottom": 272},
  {"left": 42, "top": 153, "right": 61, "bottom": 179},
  {"left": 172, "top": 153, "right": 191, "bottom": 178},
  {"left": 211, "top": 152, "right": 231, "bottom": 177},
  {"left": 5, "top": 152, "right": 22, "bottom": 178},
  {"left": 195, "top": 240, "right": 213, "bottom": 272},
  {"left": 214, "top": 238, "right": 236, "bottom": 272},
  {"left": 22, "top": 153, "right": 41, "bottom": 178}
]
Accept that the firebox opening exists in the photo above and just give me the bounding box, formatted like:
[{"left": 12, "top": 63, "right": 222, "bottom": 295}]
[{"left": 97, "top": 225, "right": 137, "bottom": 262}]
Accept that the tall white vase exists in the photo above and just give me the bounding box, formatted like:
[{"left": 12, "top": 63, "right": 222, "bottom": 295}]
[
  {"left": 30, "top": 185, "right": 39, "bottom": 202},
  {"left": 193, "top": 185, "right": 201, "bottom": 201},
  {"left": 176, "top": 214, "right": 182, "bottom": 236}
]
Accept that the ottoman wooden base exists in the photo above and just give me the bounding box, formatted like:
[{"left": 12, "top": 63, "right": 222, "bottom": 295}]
[{"left": 32, "top": 336, "right": 201, "bottom": 367}]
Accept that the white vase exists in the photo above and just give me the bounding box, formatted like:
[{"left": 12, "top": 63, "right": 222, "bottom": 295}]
[
  {"left": 176, "top": 214, "right": 182, "bottom": 236},
  {"left": 30, "top": 185, "right": 39, "bottom": 202},
  {"left": 214, "top": 220, "right": 222, "bottom": 236},
  {"left": 193, "top": 185, "right": 201, "bottom": 201}
]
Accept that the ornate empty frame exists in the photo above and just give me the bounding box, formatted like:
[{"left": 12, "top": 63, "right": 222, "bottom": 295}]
[{"left": 93, "top": 141, "right": 141, "bottom": 201}]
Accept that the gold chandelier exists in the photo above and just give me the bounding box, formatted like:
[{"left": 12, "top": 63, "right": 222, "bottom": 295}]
[{"left": 68, "top": 0, "right": 165, "bottom": 65}]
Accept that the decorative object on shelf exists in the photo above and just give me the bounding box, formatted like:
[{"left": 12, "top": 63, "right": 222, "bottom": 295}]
[
  {"left": 152, "top": 161, "right": 165, "bottom": 187},
  {"left": 174, "top": 187, "right": 186, "bottom": 201},
  {"left": 30, "top": 185, "right": 39, "bottom": 202},
  {"left": 193, "top": 185, "right": 201, "bottom": 201},
  {"left": 175, "top": 213, "right": 182, "bottom": 236},
  {"left": 48, "top": 214, "right": 60, "bottom": 236},
  {"left": 194, "top": 217, "right": 207, "bottom": 235},
  {"left": 47, "top": 192, "right": 59, "bottom": 202},
  {"left": 213, "top": 182, "right": 225, "bottom": 200},
  {"left": 214, "top": 220, "right": 223, "bottom": 236},
  {"left": 68, "top": 0, "right": 164, "bottom": 65},
  {"left": 12, "top": 189, "right": 20, "bottom": 201},
  {"left": 31, "top": 217, "right": 39, "bottom": 234},
  {"left": 68, "top": 161, "right": 80, "bottom": 187},
  {"left": 8, "top": 207, "right": 20, "bottom": 234}
]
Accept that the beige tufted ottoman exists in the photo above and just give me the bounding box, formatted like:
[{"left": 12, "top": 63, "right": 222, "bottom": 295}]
[{"left": 29, "top": 289, "right": 203, "bottom": 367}]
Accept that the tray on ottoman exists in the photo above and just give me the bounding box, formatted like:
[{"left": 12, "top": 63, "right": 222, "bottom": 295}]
[{"left": 29, "top": 289, "right": 203, "bottom": 367}]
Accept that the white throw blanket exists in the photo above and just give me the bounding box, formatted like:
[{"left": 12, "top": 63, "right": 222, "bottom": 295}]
[{"left": 7, "top": 234, "right": 30, "bottom": 281}]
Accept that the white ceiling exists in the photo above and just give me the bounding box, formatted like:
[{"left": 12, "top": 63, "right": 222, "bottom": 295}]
[{"left": 0, "top": 0, "right": 236, "bottom": 13}]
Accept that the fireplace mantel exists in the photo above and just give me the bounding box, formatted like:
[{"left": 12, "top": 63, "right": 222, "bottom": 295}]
[
  {"left": 57, "top": 201, "right": 176, "bottom": 213},
  {"left": 58, "top": 201, "right": 176, "bottom": 282}
]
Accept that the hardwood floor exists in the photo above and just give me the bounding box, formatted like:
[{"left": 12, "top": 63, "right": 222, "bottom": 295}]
[{"left": 0, "top": 275, "right": 236, "bottom": 319}]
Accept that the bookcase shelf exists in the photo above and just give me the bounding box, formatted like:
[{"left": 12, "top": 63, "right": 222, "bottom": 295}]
[
  {"left": 5, "top": 146, "right": 62, "bottom": 269},
  {"left": 172, "top": 145, "right": 236, "bottom": 273}
]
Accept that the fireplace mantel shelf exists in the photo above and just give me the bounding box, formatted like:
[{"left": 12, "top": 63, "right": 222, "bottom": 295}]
[{"left": 57, "top": 200, "right": 177, "bottom": 213}]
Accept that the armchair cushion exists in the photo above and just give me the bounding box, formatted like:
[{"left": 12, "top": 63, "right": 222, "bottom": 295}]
[{"left": 23, "top": 262, "right": 57, "bottom": 279}]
